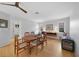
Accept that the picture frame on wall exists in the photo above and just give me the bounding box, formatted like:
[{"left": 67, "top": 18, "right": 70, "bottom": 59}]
[
  {"left": 0, "top": 19, "right": 8, "bottom": 28},
  {"left": 46, "top": 24, "right": 53, "bottom": 31},
  {"left": 59, "top": 23, "right": 64, "bottom": 32}
]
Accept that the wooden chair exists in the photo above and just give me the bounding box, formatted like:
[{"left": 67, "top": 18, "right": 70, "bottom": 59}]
[
  {"left": 14, "top": 35, "right": 28, "bottom": 56},
  {"left": 23, "top": 33, "right": 44, "bottom": 55},
  {"left": 29, "top": 36, "right": 44, "bottom": 55},
  {"left": 24, "top": 32, "right": 30, "bottom": 36},
  {"left": 18, "top": 32, "right": 44, "bottom": 55},
  {"left": 41, "top": 32, "right": 47, "bottom": 46}
]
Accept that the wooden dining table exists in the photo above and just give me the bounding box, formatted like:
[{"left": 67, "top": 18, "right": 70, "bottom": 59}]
[{"left": 22, "top": 35, "right": 43, "bottom": 55}]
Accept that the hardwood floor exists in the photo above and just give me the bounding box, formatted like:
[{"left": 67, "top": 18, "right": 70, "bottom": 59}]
[
  {"left": 0, "top": 38, "right": 75, "bottom": 57},
  {"left": 0, "top": 39, "right": 15, "bottom": 57}
]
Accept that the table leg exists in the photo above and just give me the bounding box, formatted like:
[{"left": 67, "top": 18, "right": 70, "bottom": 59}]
[{"left": 28, "top": 42, "right": 32, "bottom": 55}]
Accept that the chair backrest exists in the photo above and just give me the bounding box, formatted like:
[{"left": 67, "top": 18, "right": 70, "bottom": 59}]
[
  {"left": 15, "top": 35, "right": 19, "bottom": 46},
  {"left": 14, "top": 35, "right": 27, "bottom": 56},
  {"left": 41, "top": 32, "right": 47, "bottom": 40},
  {"left": 24, "top": 32, "right": 30, "bottom": 37},
  {"left": 14, "top": 35, "right": 19, "bottom": 55}
]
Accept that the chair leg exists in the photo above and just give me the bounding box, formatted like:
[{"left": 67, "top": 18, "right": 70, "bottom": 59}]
[
  {"left": 35, "top": 46, "right": 38, "bottom": 55},
  {"left": 46, "top": 41, "right": 47, "bottom": 46},
  {"left": 16, "top": 49, "right": 19, "bottom": 56},
  {"left": 28, "top": 48, "right": 32, "bottom": 55},
  {"left": 15, "top": 48, "right": 18, "bottom": 56},
  {"left": 27, "top": 42, "right": 32, "bottom": 55},
  {"left": 41, "top": 43, "right": 44, "bottom": 50},
  {"left": 14, "top": 48, "right": 16, "bottom": 56}
]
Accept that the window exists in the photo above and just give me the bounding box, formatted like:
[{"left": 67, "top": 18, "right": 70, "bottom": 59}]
[{"left": 59, "top": 23, "right": 64, "bottom": 32}]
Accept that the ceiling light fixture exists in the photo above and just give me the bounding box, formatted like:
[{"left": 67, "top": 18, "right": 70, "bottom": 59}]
[{"left": 35, "top": 12, "right": 39, "bottom": 14}]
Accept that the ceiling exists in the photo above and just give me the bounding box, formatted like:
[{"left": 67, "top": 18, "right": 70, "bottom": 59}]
[{"left": 0, "top": 2, "right": 77, "bottom": 23}]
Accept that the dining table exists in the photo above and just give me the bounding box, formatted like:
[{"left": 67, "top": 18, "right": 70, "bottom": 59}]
[{"left": 22, "top": 35, "right": 43, "bottom": 55}]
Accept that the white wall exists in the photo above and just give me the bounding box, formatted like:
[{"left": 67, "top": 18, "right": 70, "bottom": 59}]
[
  {"left": 70, "top": 3, "right": 79, "bottom": 56},
  {"left": 40, "top": 17, "right": 70, "bottom": 38},
  {"left": 9, "top": 16, "right": 38, "bottom": 38},
  {"left": 70, "top": 20, "right": 79, "bottom": 56},
  {"left": 0, "top": 13, "right": 38, "bottom": 47},
  {"left": 9, "top": 16, "right": 22, "bottom": 38},
  {"left": 0, "top": 11, "right": 11, "bottom": 47},
  {"left": 20, "top": 18, "right": 38, "bottom": 37}
]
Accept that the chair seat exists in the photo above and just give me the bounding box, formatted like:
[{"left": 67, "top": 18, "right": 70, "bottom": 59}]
[
  {"left": 15, "top": 42, "right": 28, "bottom": 50},
  {"left": 19, "top": 43, "right": 27, "bottom": 48},
  {"left": 40, "top": 38, "right": 47, "bottom": 42},
  {"left": 29, "top": 40, "right": 43, "bottom": 48}
]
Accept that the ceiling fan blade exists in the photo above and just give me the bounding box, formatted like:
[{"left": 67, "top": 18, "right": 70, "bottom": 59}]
[
  {"left": 0, "top": 3, "right": 15, "bottom": 6},
  {"left": 0, "top": 2, "right": 27, "bottom": 13},
  {"left": 15, "top": 2, "right": 19, "bottom": 7},
  {"left": 17, "top": 6, "right": 27, "bottom": 13}
]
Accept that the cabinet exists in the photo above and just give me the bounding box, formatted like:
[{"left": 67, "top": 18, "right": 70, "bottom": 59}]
[
  {"left": 42, "top": 32, "right": 57, "bottom": 39},
  {"left": 61, "top": 39, "right": 75, "bottom": 52}
]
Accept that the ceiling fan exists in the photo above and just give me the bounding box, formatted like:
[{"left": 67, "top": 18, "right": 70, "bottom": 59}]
[{"left": 0, "top": 2, "right": 27, "bottom": 13}]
